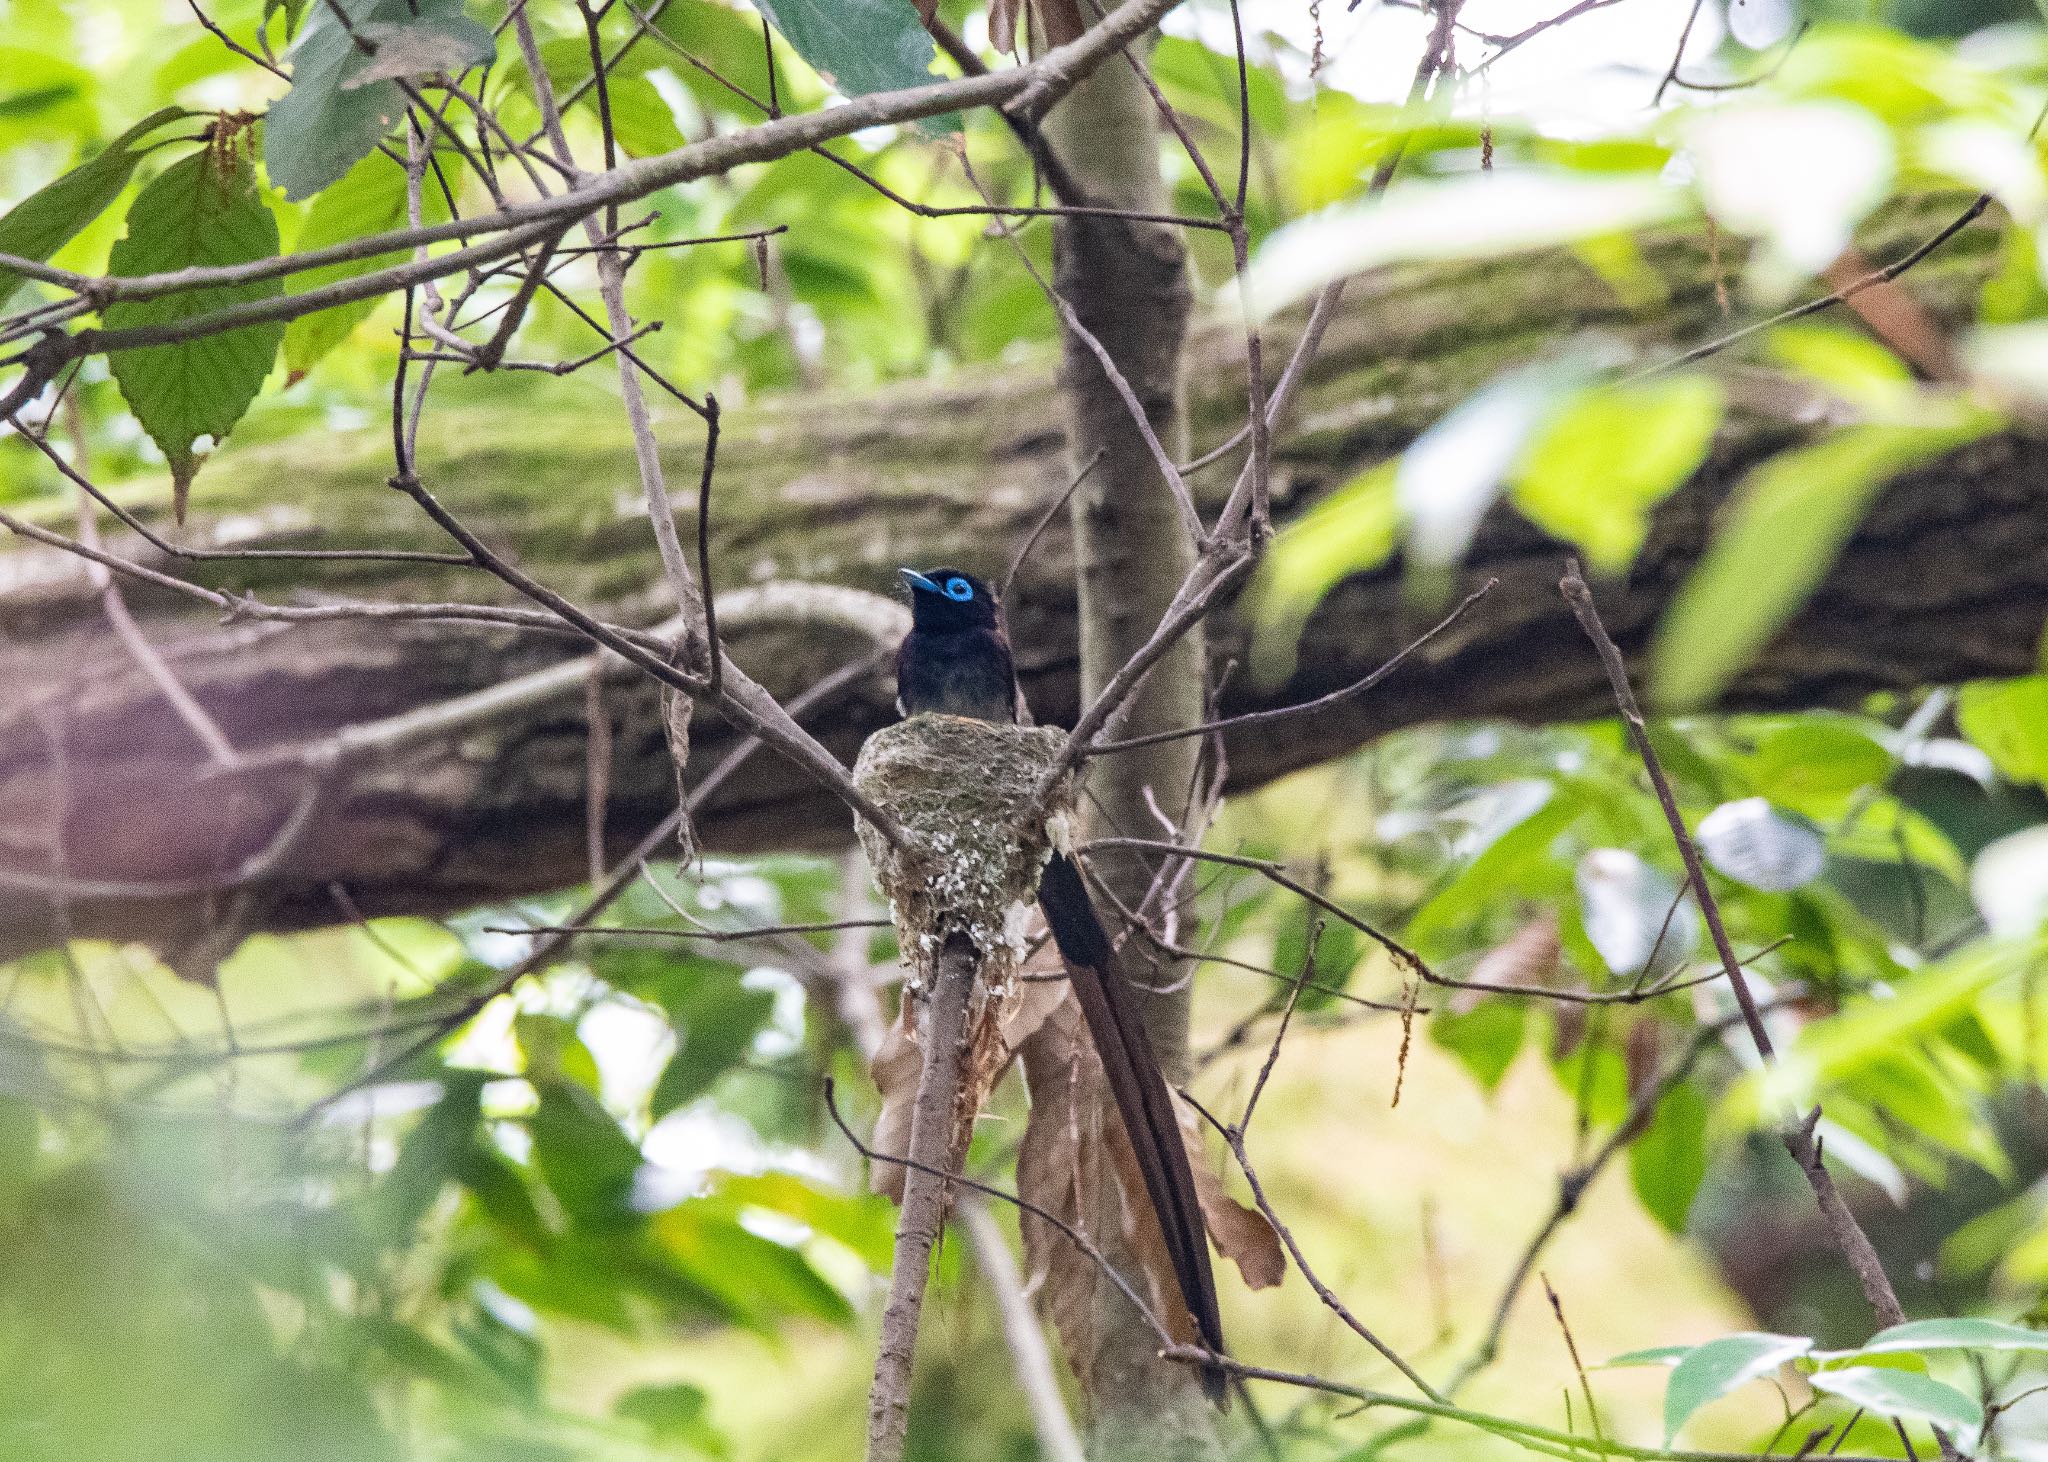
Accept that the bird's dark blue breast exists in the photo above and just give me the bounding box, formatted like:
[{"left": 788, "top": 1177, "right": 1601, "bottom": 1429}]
[{"left": 896, "top": 625, "right": 1018, "bottom": 723}]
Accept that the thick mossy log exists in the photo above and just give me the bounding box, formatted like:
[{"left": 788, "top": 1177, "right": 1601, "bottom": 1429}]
[{"left": 0, "top": 196, "right": 2039, "bottom": 955}]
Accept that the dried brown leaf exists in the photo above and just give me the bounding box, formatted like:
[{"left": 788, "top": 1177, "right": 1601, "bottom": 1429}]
[
  {"left": 1033, "top": 0, "right": 1085, "bottom": 45},
  {"left": 1182, "top": 1109, "right": 1283, "bottom": 1290},
  {"left": 988, "top": 0, "right": 1023, "bottom": 54},
  {"left": 659, "top": 679, "right": 697, "bottom": 862},
  {"left": 1018, "top": 994, "right": 1114, "bottom": 1364},
  {"left": 1450, "top": 911, "right": 1561, "bottom": 1014},
  {"left": 868, "top": 997, "right": 920, "bottom": 1201},
  {"left": 986, "top": 0, "right": 1083, "bottom": 57},
  {"left": 1824, "top": 250, "right": 1958, "bottom": 382},
  {"left": 1016, "top": 991, "right": 1206, "bottom": 1364}
]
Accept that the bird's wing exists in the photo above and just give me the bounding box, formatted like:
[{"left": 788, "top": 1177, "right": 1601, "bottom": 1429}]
[{"left": 1037, "top": 849, "right": 1227, "bottom": 1406}]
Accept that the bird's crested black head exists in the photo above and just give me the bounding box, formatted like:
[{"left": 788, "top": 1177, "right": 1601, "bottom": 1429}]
[{"left": 899, "top": 566, "right": 999, "bottom": 632}]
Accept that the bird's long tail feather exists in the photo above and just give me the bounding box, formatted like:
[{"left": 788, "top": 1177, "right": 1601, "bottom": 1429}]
[{"left": 1037, "top": 850, "right": 1227, "bottom": 1406}]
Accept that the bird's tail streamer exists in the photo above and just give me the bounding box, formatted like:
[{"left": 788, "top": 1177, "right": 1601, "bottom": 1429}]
[{"left": 1037, "top": 849, "right": 1228, "bottom": 1406}]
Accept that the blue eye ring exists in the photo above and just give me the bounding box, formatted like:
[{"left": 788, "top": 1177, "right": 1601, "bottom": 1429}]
[{"left": 944, "top": 576, "right": 974, "bottom": 602}]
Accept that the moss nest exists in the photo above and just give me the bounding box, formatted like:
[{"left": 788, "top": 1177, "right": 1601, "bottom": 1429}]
[{"left": 853, "top": 714, "right": 1073, "bottom": 993}]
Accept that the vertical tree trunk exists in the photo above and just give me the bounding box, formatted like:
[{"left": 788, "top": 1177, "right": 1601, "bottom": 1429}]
[{"left": 1043, "top": 41, "right": 1221, "bottom": 1459}]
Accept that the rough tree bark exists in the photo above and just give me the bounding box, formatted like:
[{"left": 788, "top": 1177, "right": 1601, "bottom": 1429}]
[{"left": 0, "top": 197, "right": 2038, "bottom": 963}]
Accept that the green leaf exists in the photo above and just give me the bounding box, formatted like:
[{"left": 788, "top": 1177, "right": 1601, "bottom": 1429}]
[
  {"left": 1808, "top": 1366, "right": 1982, "bottom": 1439},
  {"left": 374, "top": 1074, "right": 486, "bottom": 1240},
  {"left": 1829, "top": 798, "right": 1965, "bottom": 885},
  {"left": 281, "top": 147, "right": 450, "bottom": 378},
  {"left": 527, "top": 1081, "right": 643, "bottom": 1226},
  {"left": 1663, "top": 1332, "right": 1814, "bottom": 1442},
  {"left": 453, "top": 1142, "right": 551, "bottom": 1251},
  {"left": 515, "top": 1011, "right": 603, "bottom": 1094},
  {"left": 1243, "top": 172, "right": 1681, "bottom": 320},
  {"left": 103, "top": 141, "right": 285, "bottom": 518},
  {"left": 1957, "top": 678, "right": 2048, "bottom": 788},
  {"left": 1600, "top": 1345, "right": 1692, "bottom": 1368},
  {"left": 750, "top": 0, "right": 952, "bottom": 134},
  {"left": 616, "top": 1381, "right": 731, "bottom": 1455},
  {"left": 1430, "top": 998, "right": 1526, "bottom": 1093},
  {"left": 0, "top": 106, "right": 189, "bottom": 307},
  {"left": 1272, "top": 915, "right": 1360, "bottom": 1013},
  {"left": 1398, "top": 362, "right": 1596, "bottom": 599},
  {"left": 650, "top": 971, "right": 778, "bottom": 1119},
  {"left": 1652, "top": 419, "right": 1994, "bottom": 709},
  {"left": 1512, "top": 375, "right": 1724, "bottom": 571},
  {"left": 652, "top": 1204, "right": 854, "bottom": 1327},
  {"left": 264, "top": 0, "right": 494, "bottom": 201},
  {"left": 1630, "top": 1078, "right": 1709, "bottom": 1233},
  {"left": 1740, "top": 718, "right": 1894, "bottom": 817},
  {"left": 1768, "top": 324, "right": 1914, "bottom": 415},
  {"left": 1736, "top": 938, "right": 2031, "bottom": 1121},
  {"left": 264, "top": 0, "right": 313, "bottom": 38},
  {"left": 1248, "top": 459, "right": 1396, "bottom": 676},
  {"left": 1844, "top": 1317, "right": 2048, "bottom": 1357},
  {"left": 706, "top": 1170, "right": 895, "bottom": 1271}
]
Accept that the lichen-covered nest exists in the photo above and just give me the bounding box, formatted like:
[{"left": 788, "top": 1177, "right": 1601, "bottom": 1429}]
[{"left": 853, "top": 714, "right": 1072, "bottom": 990}]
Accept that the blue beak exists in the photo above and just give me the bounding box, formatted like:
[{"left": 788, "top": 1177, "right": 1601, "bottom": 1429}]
[{"left": 898, "top": 567, "right": 942, "bottom": 595}]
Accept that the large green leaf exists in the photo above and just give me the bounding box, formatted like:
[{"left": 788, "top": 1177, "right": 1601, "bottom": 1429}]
[
  {"left": 1512, "top": 375, "right": 1724, "bottom": 572},
  {"left": 373, "top": 1074, "right": 486, "bottom": 1241},
  {"left": 1630, "top": 1077, "right": 1709, "bottom": 1234},
  {"left": 1242, "top": 172, "right": 1681, "bottom": 320},
  {"left": 1958, "top": 678, "right": 2048, "bottom": 787},
  {"left": 527, "top": 1081, "right": 644, "bottom": 1227},
  {"left": 1663, "top": 1332, "right": 1814, "bottom": 1442},
  {"left": 1652, "top": 417, "right": 1995, "bottom": 709},
  {"left": 103, "top": 142, "right": 285, "bottom": 517},
  {"left": 1809, "top": 1366, "right": 1982, "bottom": 1440},
  {"left": 650, "top": 970, "right": 777, "bottom": 1118},
  {"left": 1736, "top": 937, "right": 2032, "bottom": 1120},
  {"left": 264, "top": 0, "right": 494, "bottom": 201},
  {"left": 281, "top": 147, "right": 451, "bottom": 379},
  {"left": 652, "top": 1203, "right": 854, "bottom": 1328},
  {"left": 1837, "top": 1317, "right": 2048, "bottom": 1357},
  {"left": 751, "top": 0, "right": 952, "bottom": 133},
  {"left": 1431, "top": 997, "right": 1526, "bottom": 1093},
  {"left": 0, "top": 106, "right": 189, "bottom": 307}
]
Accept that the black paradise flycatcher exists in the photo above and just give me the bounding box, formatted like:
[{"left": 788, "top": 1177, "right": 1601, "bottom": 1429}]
[{"left": 894, "top": 565, "right": 1227, "bottom": 1404}]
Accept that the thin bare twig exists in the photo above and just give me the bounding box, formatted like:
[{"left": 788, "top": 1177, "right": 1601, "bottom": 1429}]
[
  {"left": 1002, "top": 449, "right": 1104, "bottom": 602},
  {"left": 1558, "top": 566, "right": 1922, "bottom": 1356},
  {"left": 1634, "top": 195, "right": 1992, "bottom": 380},
  {"left": 1092, "top": 578, "right": 1494, "bottom": 754}
]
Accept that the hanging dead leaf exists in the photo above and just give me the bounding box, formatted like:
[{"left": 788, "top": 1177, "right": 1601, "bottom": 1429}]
[
  {"left": 868, "top": 997, "right": 920, "bottom": 1201},
  {"left": 1182, "top": 1109, "right": 1283, "bottom": 1290},
  {"left": 659, "top": 673, "right": 697, "bottom": 862},
  {"left": 986, "top": 0, "right": 1084, "bottom": 56},
  {"left": 1824, "top": 249, "right": 1958, "bottom": 382},
  {"left": 1016, "top": 991, "right": 1207, "bottom": 1364},
  {"left": 1449, "top": 911, "right": 1561, "bottom": 1014},
  {"left": 1018, "top": 994, "right": 1115, "bottom": 1364}
]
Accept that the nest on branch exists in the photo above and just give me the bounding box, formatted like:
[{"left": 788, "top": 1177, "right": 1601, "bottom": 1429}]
[
  {"left": 854, "top": 713, "right": 1072, "bottom": 992},
  {"left": 854, "top": 713, "right": 1074, "bottom": 1196}
]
